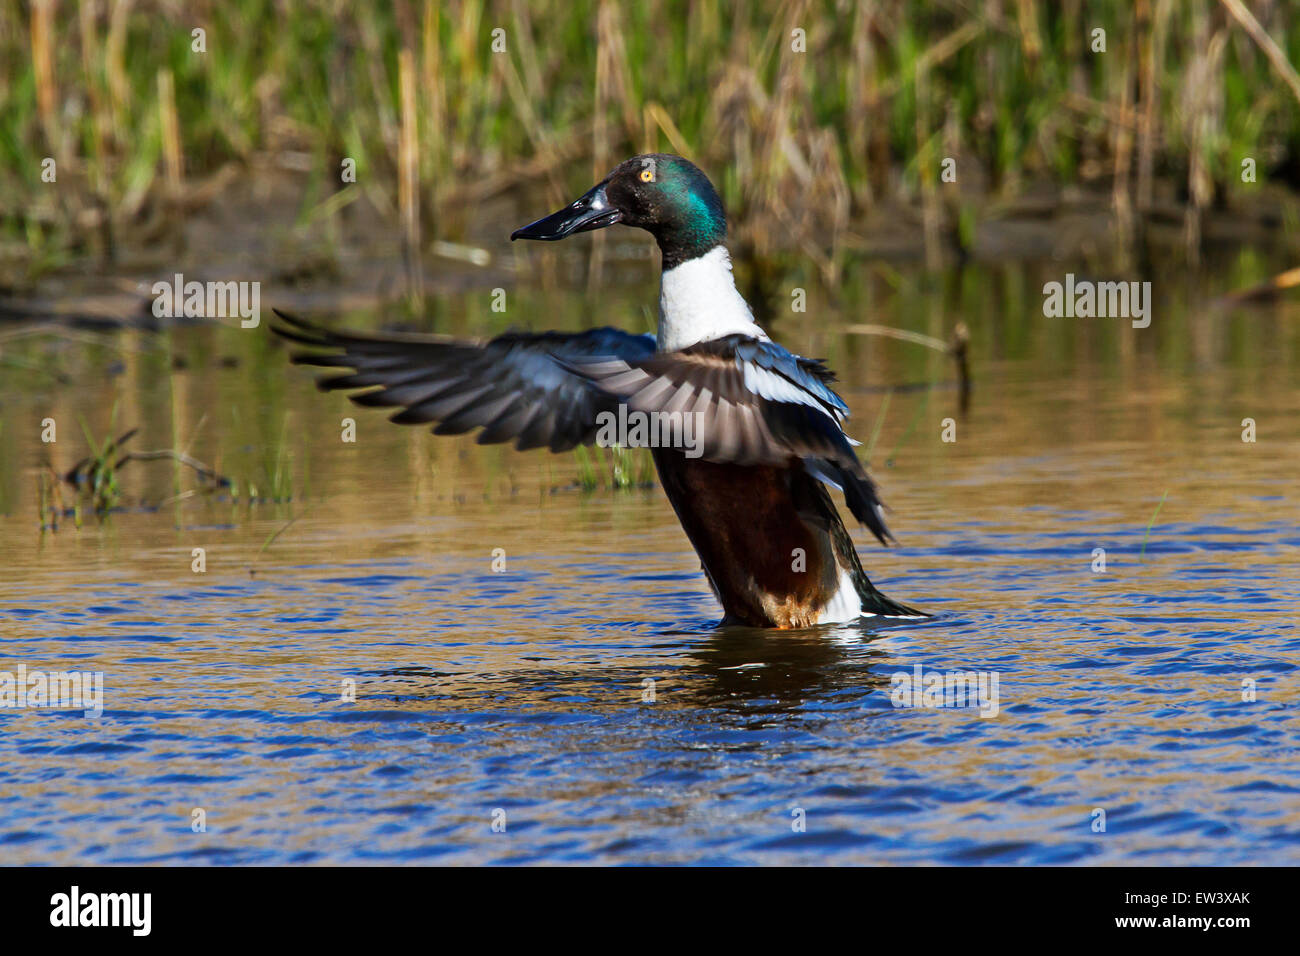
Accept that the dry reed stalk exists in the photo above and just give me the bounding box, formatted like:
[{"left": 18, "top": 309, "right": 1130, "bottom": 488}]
[
  {"left": 1214, "top": 266, "right": 1300, "bottom": 306},
  {"left": 511, "top": 0, "right": 545, "bottom": 111},
  {"left": 873, "top": 20, "right": 982, "bottom": 100},
  {"left": 421, "top": 1, "right": 445, "bottom": 185},
  {"left": 1014, "top": 0, "right": 1041, "bottom": 68},
  {"left": 1136, "top": 0, "right": 1174, "bottom": 212},
  {"left": 589, "top": 0, "right": 639, "bottom": 287},
  {"left": 106, "top": 0, "right": 131, "bottom": 144},
  {"left": 1063, "top": 0, "right": 1084, "bottom": 97},
  {"left": 440, "top": 122, "right": 593, "bottom": 205},
  {"left": 971, "top": 3, "right": 1000, "bottom": 192},
  {"left": 1183, "top": 5, "right": 1226, "bottom": 265},
  {"left": 30, "top": 0, "right": 58, "bottom": 156},
  {"left": 605, "top": 1, "right": 640, "bottom": 145},
  {"left": 642, "top": 104, "right": 692, "bottom": 157},
  {"left": 1218, "top": 0, "right": 1300, "bottom": 105},
  {"left": 497, "top": 38, "right": 564, "bottom": 203},
  {"left": 1135, "top": 0, "right": 1155, "bottom": 211},
  {"left": 77, "top": 0, "right": 106, "bottom": 176},
  {"left": 1060, "top": 92, "right": 1139, "bottom": 128},
  {"left": 809, "top": 129, "right": 850, "bottom": 280},
  {"left": 398, "top": 49, "right": 424, "bottom": 308},
  {"left": 157, "top": 68, "right": 184, "bottom": 199},
  {"left": 915, "top": 61, "right": 941, "bottom": 271},
  {"left": 686, "top": 0, "right": 722, "bottom": 75},
  {"left": 456, "top": 0, "right": 483, "bottom": 91},
  {"left": 359, "top": 16, "right": 398, "bottom": 159},
  {"left": 847, "top": 0, "right": 876, "bottom": 208},
  {"left": 591, "top": 1, "right": 614, "bottom": 289},
  {"left": 450, "top": 0, "right": 483, "bottom": 176},
  {"left": 1111, "top": 6, "right": 1138, "bottom": 256},
  {"left": 759, "top": 0, "right": 809, "bottom": 243},
  {"left": 78, "top": 0, "right": 115, "bottom": 261}
]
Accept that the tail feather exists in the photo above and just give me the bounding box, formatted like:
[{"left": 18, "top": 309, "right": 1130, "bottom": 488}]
[
  {"left": 855, "top": 575, "right": 927, "bottom": 619},
  {"left": 799, "top": 470, "right": 927, "bottom": 619}
]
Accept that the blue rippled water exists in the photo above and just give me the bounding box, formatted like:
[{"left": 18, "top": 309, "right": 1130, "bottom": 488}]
[
  {"left": 1, "top": 275, "right": 1297, "bottom": 865},
  {"left": 2, "top": 511, "right": 1297, "bottom": 864}
]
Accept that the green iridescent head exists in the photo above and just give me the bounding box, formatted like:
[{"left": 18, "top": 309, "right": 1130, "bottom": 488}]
[{"left": 511, "top": 153, "right": 727, "bottom": 268}]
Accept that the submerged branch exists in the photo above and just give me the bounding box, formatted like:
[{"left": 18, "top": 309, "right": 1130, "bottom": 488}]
[
  {"left": 63, "top": 429, "right": 231, "bottom": 491},
  {"left": 117, "top": 450, "right": 232, "bottom": 488},
  {"left": 845, "top": 322, "right": 972, "bottom": 412}
]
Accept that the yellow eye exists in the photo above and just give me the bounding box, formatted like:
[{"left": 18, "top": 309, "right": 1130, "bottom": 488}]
[{"left": 639, "top": 168, "right": 655, "bottom": 183}]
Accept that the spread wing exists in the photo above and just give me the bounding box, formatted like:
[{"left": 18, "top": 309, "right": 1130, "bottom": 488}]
[
  {"left": 271, "top": 310, "right": 655, "bottom": 453},
  {"left": 564, "top": 334, "right": 894, "bottom": 544}
]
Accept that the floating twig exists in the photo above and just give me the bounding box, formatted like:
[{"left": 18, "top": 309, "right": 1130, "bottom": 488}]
[
  {"left": 863, "top": 391, "right": 892, "bottom": 460},
  {"left": 1213, "top": 266, "right": 1300, "bottom": 307},
  {"left": 260, "top": 514, "right": 302, "bottom": 553},
  {"left": 1141, "top": 489, "right": 1169, "bottom": 559}
]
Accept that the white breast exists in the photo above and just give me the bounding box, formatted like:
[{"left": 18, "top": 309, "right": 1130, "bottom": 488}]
[{"left": 657, "top": 246, "right": 769, "bottom": 352}]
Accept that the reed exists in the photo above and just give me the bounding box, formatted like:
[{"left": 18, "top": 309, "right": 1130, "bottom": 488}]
[
  {"left": 70, "top": 417, "right": 132, "bottom": 515},
  {"left": 157, "top": 68, "right": 183, "bottom": 199},
  {"left": 572, "top": 445, "right": 598, "bottom": 492},
  {"left": 398, "top": 47, "right": 424, "bottom": 309},
  {"left": 28, "top": 0, "right": 57, "bottom": 157},
  {"left": 1, "top": 0, "right": 1298, "bottom": 273},
  {"left": 571, "top": 444, "right": 654, "bottom": 492}
]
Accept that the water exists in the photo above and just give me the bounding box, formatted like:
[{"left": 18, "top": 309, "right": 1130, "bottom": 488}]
[{"left": 1, "top": 249, "right": 1298, "bottom": 864}]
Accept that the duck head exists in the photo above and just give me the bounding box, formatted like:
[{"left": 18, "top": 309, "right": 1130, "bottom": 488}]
[{"left": 511, "top": 154, "right": 726, "bottom": 269}]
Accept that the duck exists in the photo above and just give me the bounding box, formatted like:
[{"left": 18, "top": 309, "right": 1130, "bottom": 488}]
[{"left": 272, "top": 154, "right": 924, "bottom": 628}]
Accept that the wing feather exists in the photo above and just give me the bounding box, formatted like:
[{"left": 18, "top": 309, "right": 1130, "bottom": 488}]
[{"left": 272, "top": 310, "right": 655, "bottom": 452}]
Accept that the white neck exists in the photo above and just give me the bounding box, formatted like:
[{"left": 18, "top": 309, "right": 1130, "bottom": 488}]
[{"left": 657, "top": 245, "right": 768, "bottom": 352}]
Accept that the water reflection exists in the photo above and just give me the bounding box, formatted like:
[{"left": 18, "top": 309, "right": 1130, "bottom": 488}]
[{"left": 687, "top": 626, "right": 894, "bottom": 709}]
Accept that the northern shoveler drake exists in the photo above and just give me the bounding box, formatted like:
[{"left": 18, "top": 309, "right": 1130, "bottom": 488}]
[{"left": 273, "top": 154, "right": 924, "bottom": 628}]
